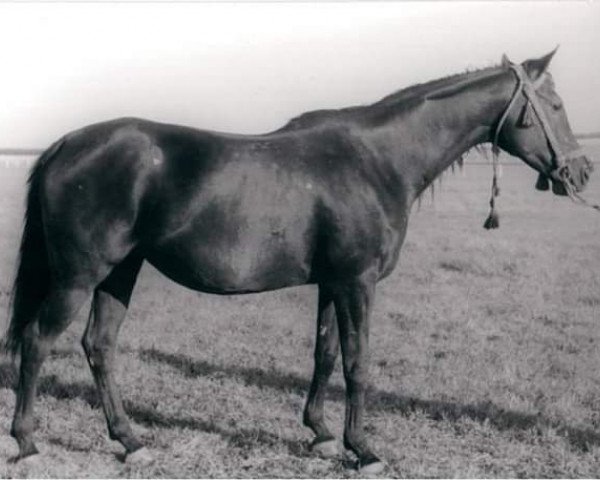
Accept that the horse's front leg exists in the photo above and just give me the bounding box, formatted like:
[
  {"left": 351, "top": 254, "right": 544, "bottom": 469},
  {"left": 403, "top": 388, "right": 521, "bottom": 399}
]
[
  {"left": 333, "top": 269, "right": 384, "bottom": 474},
  {"left": 303, "top": 285, "right": 340, "bottom": 457}
]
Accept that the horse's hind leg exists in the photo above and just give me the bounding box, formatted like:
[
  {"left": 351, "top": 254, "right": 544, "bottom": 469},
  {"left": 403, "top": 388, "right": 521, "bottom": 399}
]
[
  {"left": 303, "top": 285, "right": 340, "bottom": 457},
  {"left": 81, "top": 252, "right": 149, "bottom": 463},
  {"left": 11, "top": 285, "right": 92, "bottom": 460}
]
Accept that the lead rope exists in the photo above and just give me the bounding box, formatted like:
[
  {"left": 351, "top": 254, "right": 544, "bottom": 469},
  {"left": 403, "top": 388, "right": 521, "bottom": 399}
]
[{"left": 562, "top": 177, "right": 600, "bottom": 211}]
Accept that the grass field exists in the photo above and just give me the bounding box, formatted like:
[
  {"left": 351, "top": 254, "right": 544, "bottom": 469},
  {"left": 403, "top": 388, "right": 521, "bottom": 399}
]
[{"left": 1, "top": 145, "right": 600, "bottom": 478}]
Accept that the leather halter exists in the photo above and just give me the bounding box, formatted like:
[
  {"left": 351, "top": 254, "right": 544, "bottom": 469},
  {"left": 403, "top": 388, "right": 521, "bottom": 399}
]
[
  {"left": 492, "top": 63, "right": 584, "bottom": 177},
  {"left": 484, "top": 64, "right": 597, "bottom": 227}
]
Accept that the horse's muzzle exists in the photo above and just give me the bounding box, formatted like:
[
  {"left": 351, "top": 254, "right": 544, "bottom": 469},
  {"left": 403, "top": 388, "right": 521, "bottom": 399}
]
[{"left": 549, "top": 155, "right": 594, "bottom": 196}]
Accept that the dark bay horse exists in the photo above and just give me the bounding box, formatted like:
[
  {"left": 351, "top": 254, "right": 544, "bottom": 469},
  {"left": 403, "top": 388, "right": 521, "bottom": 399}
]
[{"left": 4, "top": 51, "right": 594, "bottom": 473}]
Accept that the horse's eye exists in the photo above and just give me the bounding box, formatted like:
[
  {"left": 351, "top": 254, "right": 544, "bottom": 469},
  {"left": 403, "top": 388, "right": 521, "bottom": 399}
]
[{"left": 553, "top": 99, "right": 563, "bottom": 110}]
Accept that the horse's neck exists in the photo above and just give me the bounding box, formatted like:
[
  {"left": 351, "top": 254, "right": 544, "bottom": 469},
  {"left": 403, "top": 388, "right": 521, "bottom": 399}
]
[{"left": 360, "top": 69, "right": 514, "bottom": 200}]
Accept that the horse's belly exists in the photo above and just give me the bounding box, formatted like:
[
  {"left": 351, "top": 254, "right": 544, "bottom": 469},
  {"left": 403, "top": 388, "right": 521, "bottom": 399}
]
[{"left": 145, "top": 232, "right": 313, "bottom": 294}]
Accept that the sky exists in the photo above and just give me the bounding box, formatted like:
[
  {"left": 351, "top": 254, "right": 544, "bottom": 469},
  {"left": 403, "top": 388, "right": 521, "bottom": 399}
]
[{"left": 0, "top": 1, "right": 599, "bottom": 148}]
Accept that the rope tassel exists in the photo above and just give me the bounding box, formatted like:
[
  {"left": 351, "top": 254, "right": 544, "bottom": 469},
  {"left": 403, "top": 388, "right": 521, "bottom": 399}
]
[
  {"left": 483, "top": 198, "right": 500, "bottom": 229},
  {"left": 484, "top": 147, "right": 501, "bottom": 230}
]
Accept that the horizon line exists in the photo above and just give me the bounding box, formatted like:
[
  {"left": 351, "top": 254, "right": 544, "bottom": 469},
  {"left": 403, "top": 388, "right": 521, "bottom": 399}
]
[{"left": 1, "top": 132, "right": 599, "bottom": 156}]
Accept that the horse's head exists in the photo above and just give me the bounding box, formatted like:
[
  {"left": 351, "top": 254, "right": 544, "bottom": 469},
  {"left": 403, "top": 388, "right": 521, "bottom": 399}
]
[{"left": 495, "top": 49, "right": 593, "bottom": 196}]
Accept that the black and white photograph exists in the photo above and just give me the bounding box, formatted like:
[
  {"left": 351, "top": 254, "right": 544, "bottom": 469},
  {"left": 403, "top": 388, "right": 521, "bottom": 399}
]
[{"left": 1, "top": 1, "right": 599, "bottom": 477}]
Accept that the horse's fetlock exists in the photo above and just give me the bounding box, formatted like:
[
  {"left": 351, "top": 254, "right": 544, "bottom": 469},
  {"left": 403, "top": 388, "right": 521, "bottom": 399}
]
[
  {"left": 303, "top": 409, "right": 322, "bottom": 428},
  {"left": 109, "top": 419, "right": 133, "bottom": 441},
  {"left": 343, "top": 432, "right": 368, "bottom": 453},
  {"left": 11, "top": 418, "right": 34, "bottom": 440}
]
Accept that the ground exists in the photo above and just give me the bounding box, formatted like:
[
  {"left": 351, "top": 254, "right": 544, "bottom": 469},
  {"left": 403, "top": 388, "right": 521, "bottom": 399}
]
[{"left": 1, "top": 145, "right": 600, "bottom": 478}]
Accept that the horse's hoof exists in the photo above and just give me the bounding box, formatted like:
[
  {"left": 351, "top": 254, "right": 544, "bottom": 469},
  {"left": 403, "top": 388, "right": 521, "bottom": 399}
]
[
  {"left": 125, "top": 447, "right": 153, "bottom": 466},
  {"left": 8, "top": 444, "right": 39, "bottom": 464},
  {"left": 358, "top": 459, "right": 385, "bottom": 475},
  {"left": 310, "top": 438, "right": 339, "bottom": 458}
]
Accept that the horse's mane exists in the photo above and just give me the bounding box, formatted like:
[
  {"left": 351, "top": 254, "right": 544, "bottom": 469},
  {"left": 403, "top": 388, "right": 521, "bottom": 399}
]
[
  {"left": 278, "top": 65, "right": 502, "bottom": 131},
  {"left": 278, "top": 109, "right": 350, "bottom": 131},
  {"left": 377, "top": 66, "right": 498, "bottom": 105}
]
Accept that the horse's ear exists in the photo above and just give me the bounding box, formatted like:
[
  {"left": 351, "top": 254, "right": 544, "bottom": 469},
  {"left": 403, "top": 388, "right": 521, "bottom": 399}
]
[
  {"left": 522, "top": 46, "right": 559, "bottom": 80},
  {"left": 501, "top": 53, "right": 512, "bottom": 68}
]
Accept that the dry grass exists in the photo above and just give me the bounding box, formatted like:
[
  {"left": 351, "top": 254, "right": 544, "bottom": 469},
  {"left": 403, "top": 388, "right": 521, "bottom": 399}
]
[{"left": 1, "top": 145, "right": 600, "bottom": 478}]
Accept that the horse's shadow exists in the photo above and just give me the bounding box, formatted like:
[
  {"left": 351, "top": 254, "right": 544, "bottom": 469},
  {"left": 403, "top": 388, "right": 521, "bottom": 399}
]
[
  {"left": 1, "top": 348, "right": 598, "bottom": 457},
  {"left": 0, "top": 358, "right": 314, "bottom": 463},
  {"left": 136, "top": 348, "right": 600, "bottom": 453}
]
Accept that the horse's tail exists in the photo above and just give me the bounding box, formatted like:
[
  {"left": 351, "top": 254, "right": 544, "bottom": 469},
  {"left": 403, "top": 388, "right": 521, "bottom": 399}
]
[{"left": 4, "top": 139, "right": 64, "bottom": 358}]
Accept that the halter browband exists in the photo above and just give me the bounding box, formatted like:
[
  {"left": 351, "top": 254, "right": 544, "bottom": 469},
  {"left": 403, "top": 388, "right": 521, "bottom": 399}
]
[{"left": 492, "top": 64, "right": 583, "bottom": 174}]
